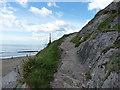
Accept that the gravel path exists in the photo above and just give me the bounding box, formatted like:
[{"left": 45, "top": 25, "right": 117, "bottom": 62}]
[{"left": 51, "top": 34, "right": 85, "bottom": 88}]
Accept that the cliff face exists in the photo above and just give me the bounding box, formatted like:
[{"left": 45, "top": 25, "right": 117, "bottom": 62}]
[
  {"left": 52, "top": 1, "right": 120, "bottom": 88},
  {"left": 74, "top": 1, "right": 120, "bottom": 88}
]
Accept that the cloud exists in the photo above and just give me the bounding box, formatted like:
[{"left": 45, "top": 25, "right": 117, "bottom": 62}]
[
  {"left": 0, "top": 1, "right": 18, "bottom": 30},
  {"left": 22, "top": 20, "right": 70, "bottom": 32},
  {"left": 47, "top": 2, "right": 59, "bottom": 7},
  {"left": 15, "top": 0, "right": 28, "bottom": 7},
  {"left": 0, "top": 9, "right": 13, "bottom": 14},
  {"left": 87, "top": 0, "right": 113, "bottom": 10},
  {"left": 8, "top": 7, "right": 17, "bottom": 11},
  {"left": 29, "top": 7, "right": 52, "bottom": 16},
  {"left": 0, "top": 14, "right": 20, "bottom": 30},
  {"left": 0, "top": 0, "right": 16, "bottom": 14},
  {"left": 32, "top": 32, "right": 49, "bottom": 42},
  {"left": 55, "top": 11, "right": 63, "bottom": 17},
  {"left": 2, "top": 34, "right": 32, "bottom": 41},
  {"left": 75, "top": 0, "right": 113, "bottom": 10},
  {"left": 0, "top": 6, "right": 16, "bottom": 14},
  {"left": 66, "top": 29, "right": 80, "bottom": 34}
]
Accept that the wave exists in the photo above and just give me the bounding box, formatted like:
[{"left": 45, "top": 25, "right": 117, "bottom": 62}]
[
  {"left": 17, "top": 50, "right": 38, "bottom": 53},
  {"left": 0, "top": 50, "right": 39, "bottom": 54}
]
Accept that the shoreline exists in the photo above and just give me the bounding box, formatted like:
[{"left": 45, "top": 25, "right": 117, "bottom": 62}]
[
  {"left": 1, "top": 54, "right": 36, "bottom": 88},
  {"left": 1, "top": 56, "right": 30, "bottom": 77},
  {"left": 1, "top": 56, "right": 30, "bottom": 88},
  {"left": 0, "top": 54, "right": 35, "bottom": 60},
  {"left": 1, "top": 55, "right": 31, "bottom": 60}
]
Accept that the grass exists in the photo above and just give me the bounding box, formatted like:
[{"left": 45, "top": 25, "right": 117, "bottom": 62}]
[
  {"left": 103, "top": 53, "right": 120, "bottom": 82},
  {"left": 112, "top": 25, "right": 120, "bottom": 30},
  {"left": 99, "top": 53, "right": 120, "bottom": 87},
  {"left": 101, "top": 37, "right": 120, "bottom": 54},
  {"left": 102, "top": 25, "right": 120, "bottom": 32},
  {"left": 106, "top": 53, "right": 120, "bottom": 72},
  {"left": 71, "top": 32, "right": 93, "bottom": 47},
  {"left": 23, "top": 34, "right": 68, "bottom": 88},
  {"left": 95, "top": 10, "right": 105, "bottom": 17},
  {"left": 70, "top": 33, "right": 82, "bottom": 47},
  {"left": 97, "top": 10, "right": 118, "bottom": 31},
  {"left": 101, "top": 45, "right": 116, "bottom": 54},
  {"left": 99, "top": 53, "right": 120, "bottom": 73},
  {"left": 71, "top": 9, "right": 119, "bottom": 47}
]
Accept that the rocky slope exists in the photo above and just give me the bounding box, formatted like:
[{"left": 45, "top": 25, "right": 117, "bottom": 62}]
[{"left": 51, "top": 1, "right": 120, "bottom": 88}]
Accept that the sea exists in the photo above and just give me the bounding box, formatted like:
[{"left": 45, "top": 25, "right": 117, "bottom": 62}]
[{"left": 0, "top": 44, "right": 46, "bottom": 59}]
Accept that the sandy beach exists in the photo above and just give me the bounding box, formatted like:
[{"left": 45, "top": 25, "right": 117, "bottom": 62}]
[
  {"left": 0, "top": 56, "right": 30, "bottom": 88},
  {"left": 1, "top": 56, "right": 28, "bottom": 77}
]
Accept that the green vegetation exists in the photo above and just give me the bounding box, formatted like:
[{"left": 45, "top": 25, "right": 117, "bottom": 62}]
[
  {"left": 99, "top": 53, "right": 120, "bottom": 73},
  {"left": 106, "top": 53, "right": 120, "bottom": 72},
  {"left": 101, "top": 37, "right": 120, "bottom": 54},
  {"left": 23, "top": 35, "right": 68, "bottom": 88},
  {"left": 90, "top": 33, "right": 97, "bottom": 40},
  {"left": 70, "top": 33, "right": 82, "bottom": 47},
  {"left": 85, "top": 71, "right": 92, "bottom": 80},
  {"left": 71, "top": 9, "right": 119, "bottom": 47},
  {"left": 114, "top": 37, "right": 120, "bottom": 48},
  {"left": 90, "top": 24, "right": 120, "bottom": 40},
  {"left": 99, "top": 53, "right": 120, "bottom": 87},
  {"left": 101, "top": 45, "right": 116, "bottom": 54},
  {"left": 95, "top": 10, "right": 105, "bottom": 17},
  {"left": 92, "top": 11, "right": 119, "bottom": 40},
  {"left": 112, "top": 25, "right": 120, "bottom": 30},
  {"left": 102, "top": 25, "right": 120, "bottom": 32},
  {"left": 103, "top": 53, "right": 120, "bottom": 82},
  {"left": 97, "top": 11, "right": 118, "bottom": 31},
  {"left": 71, "top": 32, "right": 93, "bottom": 47},
  {"left": 77, "top": 33, "right": 92, "bottom": 46}
]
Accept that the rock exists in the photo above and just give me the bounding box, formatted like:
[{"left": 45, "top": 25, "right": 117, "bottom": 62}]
[{"left": 52, "top": 1, "right": 120, "bottom": 88}]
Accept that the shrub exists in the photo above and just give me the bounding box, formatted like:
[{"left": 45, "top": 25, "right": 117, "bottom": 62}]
[{"left": 23, "top": 35, "right": 67, "bottom": 88}]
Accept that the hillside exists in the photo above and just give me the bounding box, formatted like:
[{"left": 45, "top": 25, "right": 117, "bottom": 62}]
[
  {"left": 51, "top": 1, "right": 120, "bottom": 88},
  {"left": 22, "top": 1, "right": 120, "bottom": 88}
]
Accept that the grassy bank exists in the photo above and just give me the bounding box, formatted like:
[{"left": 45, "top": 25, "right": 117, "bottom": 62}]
[{"left": 23, "top": 35, "right": 68, "bottom": 88}]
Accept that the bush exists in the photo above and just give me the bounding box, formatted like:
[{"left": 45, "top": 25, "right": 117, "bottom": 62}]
[{"left": 23, "top": 35, "right": 67, "bottom": 88}]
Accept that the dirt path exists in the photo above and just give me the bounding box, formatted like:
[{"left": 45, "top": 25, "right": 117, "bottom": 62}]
[{"left": 51, "top": 34, "right": 85, "bottom": 88}]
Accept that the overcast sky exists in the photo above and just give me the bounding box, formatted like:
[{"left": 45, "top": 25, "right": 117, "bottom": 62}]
[{"left": 0, "top": 0, "right": 113, "bottom": 45}]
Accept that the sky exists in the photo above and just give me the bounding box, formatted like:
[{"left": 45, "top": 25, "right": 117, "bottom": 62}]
[{"left": 0, "top": 0, "right": 113, "bottom": 45}]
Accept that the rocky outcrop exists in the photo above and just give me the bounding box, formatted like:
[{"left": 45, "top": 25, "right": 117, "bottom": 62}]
[
  {"left": 74, "top": 1, "right": 120, "bottom": 88},
  {"left": 52, "top": 1, "right": 120, "bottom": 88}
]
